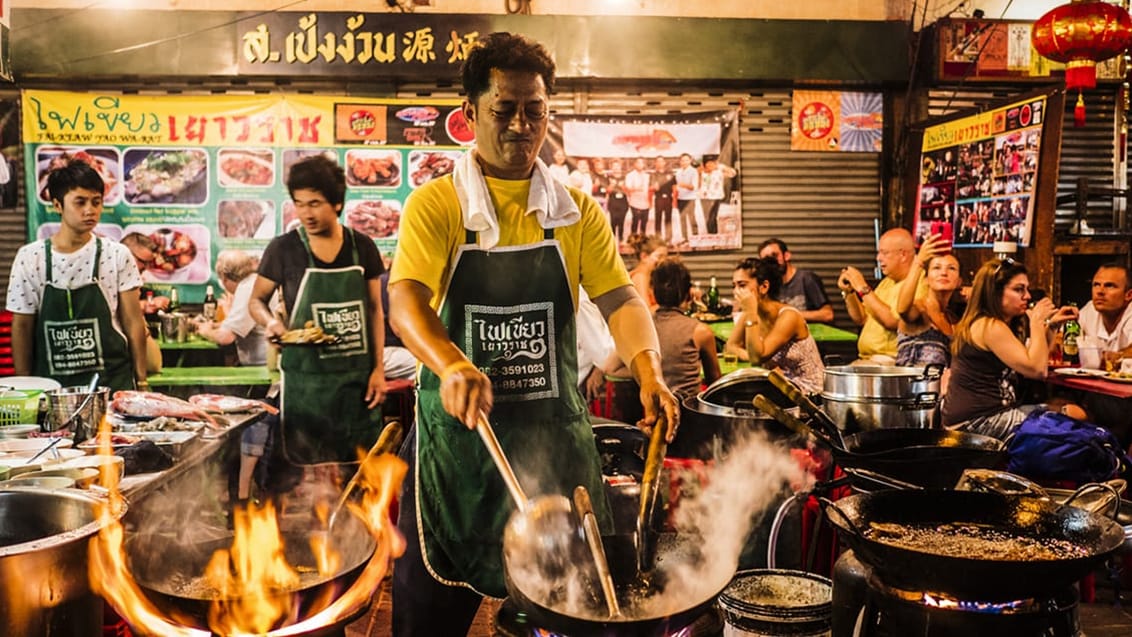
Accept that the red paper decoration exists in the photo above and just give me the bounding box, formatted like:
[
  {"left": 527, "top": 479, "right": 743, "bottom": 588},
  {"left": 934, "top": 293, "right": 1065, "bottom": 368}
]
[{"left": 1032, "top": 0, "right": 1132, "bottom": 125}]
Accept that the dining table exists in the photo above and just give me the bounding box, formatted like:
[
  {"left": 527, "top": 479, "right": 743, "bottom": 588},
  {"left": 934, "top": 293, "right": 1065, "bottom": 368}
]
[
  {"left": 1046, "top": 368, "right": 1132, "bottom": 400},
  {"left": 708, "top": 319, "right": 859, "bottom": 362}
]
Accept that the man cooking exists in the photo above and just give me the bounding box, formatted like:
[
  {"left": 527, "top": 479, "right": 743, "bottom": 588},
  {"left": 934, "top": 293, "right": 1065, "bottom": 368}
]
[
  {"left": 388, "top": 32, "right": 680, "bottom": 636},
  {"left": 5, "top": 161, "right": 148, "bottom": 393},
  {"left": 249, "top": 155, "right": 386, "bottom": 466}
]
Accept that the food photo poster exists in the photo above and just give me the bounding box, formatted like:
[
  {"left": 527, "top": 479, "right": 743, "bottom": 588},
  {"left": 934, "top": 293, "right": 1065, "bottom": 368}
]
[{"left": 21, "top": 91, "right": 470, "bottom": 301}]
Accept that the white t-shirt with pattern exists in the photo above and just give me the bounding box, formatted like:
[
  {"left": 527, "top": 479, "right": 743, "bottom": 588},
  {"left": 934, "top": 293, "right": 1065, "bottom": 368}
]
[{"left": 5, "top": 237, "right": 142, "bottom": 333}]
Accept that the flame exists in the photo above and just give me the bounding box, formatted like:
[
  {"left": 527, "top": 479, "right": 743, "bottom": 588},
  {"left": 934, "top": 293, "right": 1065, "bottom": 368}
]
[{"left": 90, "top": 413, "right": 407, "bottom": 636}]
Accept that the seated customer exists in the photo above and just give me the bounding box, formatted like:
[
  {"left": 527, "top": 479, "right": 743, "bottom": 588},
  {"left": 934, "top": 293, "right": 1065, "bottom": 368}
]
[
  {"left": 650, "top": 258, "right": 720, "bottom": 398},
  {"left": 1079, "top": 263, "right": 1132, "bottom": 363},
  {"left": 196, "top": 249, "right": 268, "bottom": 366},
  {"left": 895, "top": 233, "right": 960, "bottom": 368},
  {"left": 725, "top": 257, "right": 824, "bottom": 394},
  {"left": 627, "top": 233, "right": 668, "bottom": 309},
  {"left": 941, "top": 258, "right": 1082, "bottom": 441}
]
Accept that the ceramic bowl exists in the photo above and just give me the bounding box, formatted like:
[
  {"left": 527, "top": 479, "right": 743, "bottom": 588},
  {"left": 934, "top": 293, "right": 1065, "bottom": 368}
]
[
  {"left": 0, "top": 475, "right": 76, "bottom": 490},
  {"left": 14, "top": 467, "right": 100, "bottom": 489},
  {"left": 0, "top": 438, "right": 74, "bottom": 453},
  {"left": 0, "top": 424, "right": 43, "bottom": 439},
  {"left": 55, "top": 454, "right": 126, "bottom": 485}
]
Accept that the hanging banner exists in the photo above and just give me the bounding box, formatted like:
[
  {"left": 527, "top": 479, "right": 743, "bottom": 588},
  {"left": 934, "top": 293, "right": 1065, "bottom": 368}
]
[
  {"left": 22, "top": 90, "right": 468, "bottom": 302},
  {"left": 791, "top": 90, "right": 883, "bottom": 152},
  {"left": 912, "top": 94, "right": 1046, "bottom": 248},
  {"left": 544, "top": 110, "right": 741, "bottom": 252}
]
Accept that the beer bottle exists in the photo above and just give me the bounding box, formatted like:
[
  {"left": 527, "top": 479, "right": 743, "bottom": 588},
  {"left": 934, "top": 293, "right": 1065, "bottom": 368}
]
[
  {"left": 707, "top": 277, "right": 721, "bottom": 314},
  {"left": 1062, "top": 302, "right": 1081, "bottom": 366},
  {"left": 169, "top": 287, "right": 181, "bottom": 313},
  {"left": 202, "top": 285, "right": 218, "bottom": 321}
]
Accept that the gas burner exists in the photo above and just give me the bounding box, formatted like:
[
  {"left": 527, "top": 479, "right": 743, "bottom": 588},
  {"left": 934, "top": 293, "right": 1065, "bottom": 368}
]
[
  {"left": 493, "top": 599, "right": 722, "bottom": 637},
  {"left": 833, "top": 551, "right": 1082, "bottom": 637}
]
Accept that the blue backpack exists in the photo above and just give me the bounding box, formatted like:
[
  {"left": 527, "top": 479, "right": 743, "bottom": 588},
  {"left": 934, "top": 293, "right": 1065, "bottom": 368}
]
[{"left": 1006, "top": 409, "right": 1130, "bottom": 484}]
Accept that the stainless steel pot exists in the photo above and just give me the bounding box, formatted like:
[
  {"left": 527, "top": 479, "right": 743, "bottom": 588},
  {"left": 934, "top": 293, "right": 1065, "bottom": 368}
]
[
  {"left": 820, "top": 364, "right": 943, "bottom": 431},
  {"left": 675, "top": 368, "right": 796, "bottom": 458},
  {"left": 0, "top": 488, "right": 125, "bottom": 636},
  {"left": 159, "top": 312, "right": 192, "bottom": 342}
]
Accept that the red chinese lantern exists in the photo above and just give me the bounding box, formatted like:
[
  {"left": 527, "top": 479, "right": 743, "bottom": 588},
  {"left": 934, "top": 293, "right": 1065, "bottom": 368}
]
[{"left": 1032, "top": 0, "right": 1132, "bottom": 126}]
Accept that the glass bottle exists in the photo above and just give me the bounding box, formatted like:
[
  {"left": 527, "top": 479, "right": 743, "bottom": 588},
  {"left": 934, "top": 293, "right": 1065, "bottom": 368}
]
[
  {"left": 706, "top": 276, "right": 721, "bottom": 314},
  {"left": 1062, "top": 302, "right": 1081, "bottom": 366},
  {"left": 169, "top": 287, "right": 181, "bottom": 313},
  {"left": 202, "top": 285, "right": 218, "bottom": 321}
]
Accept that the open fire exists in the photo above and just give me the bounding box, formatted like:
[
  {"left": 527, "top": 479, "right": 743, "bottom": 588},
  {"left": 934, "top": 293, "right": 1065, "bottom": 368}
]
[{"left": 89, "top": 417, "right": 407, "bottom": 636}]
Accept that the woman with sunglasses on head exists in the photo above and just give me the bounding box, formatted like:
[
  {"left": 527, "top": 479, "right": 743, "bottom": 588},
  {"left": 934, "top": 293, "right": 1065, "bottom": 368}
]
[
  {"left": 724, "top": 256, "right": 824, "bottom": 394},
  {"left": 940, "top": 257, "right": 1082, "bottom": 440}
]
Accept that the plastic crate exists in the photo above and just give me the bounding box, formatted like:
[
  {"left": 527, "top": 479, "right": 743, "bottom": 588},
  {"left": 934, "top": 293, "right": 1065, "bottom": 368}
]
[{"left": 0, "top": 389, "right": 42, "bottom": 426}]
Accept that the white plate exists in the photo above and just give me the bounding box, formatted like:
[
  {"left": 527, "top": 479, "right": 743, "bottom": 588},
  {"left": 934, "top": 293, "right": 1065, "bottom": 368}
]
[
  {"left": 0, "top": 438, "right": 74, "bottom": 453},
  {"left": 0, "top": 376, "right": 62, "bottom": 391},
  {"left": 1052, "top": 367, "right": 1105, "bottom": 377}
]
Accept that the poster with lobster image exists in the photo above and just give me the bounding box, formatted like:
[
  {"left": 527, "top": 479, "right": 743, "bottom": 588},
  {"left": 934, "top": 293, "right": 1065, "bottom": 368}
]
[{"left": 22, "top": 90, "right": 467, "bottom": 302}]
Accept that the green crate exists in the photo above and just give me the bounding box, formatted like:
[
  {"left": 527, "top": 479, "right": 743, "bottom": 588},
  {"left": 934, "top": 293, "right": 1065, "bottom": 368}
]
[{"left": 0, "top": 390, "right": 42, "bottom": 426}]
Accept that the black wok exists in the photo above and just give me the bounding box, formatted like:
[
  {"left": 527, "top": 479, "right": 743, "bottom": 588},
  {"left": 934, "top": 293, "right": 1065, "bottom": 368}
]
[
  {"left": 503, "top": 532, "right": 732, "bottom": 636},
  {"left": 836, "top": 428, "right": 1007, "bottom": 489},
  {"left": 753, "top": 394, "right": 1006, "bottom": 490},
  {"left": 125, "top": 512, "right": 376, "bottom": 631},
  {"left": 822, "top": 489, "right": 1124, "bottom": 600}
]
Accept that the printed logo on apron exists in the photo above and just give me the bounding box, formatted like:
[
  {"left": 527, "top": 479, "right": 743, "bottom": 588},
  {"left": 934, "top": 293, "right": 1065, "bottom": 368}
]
[
  {"left": 465, "top": 301, "right": 559, "bottom": 402},
  {"left": 311, "top": 299, "right": 368, "bottom": 359},
  {"left": 43, "top": 318, "right": 104, "bottom": 375}
]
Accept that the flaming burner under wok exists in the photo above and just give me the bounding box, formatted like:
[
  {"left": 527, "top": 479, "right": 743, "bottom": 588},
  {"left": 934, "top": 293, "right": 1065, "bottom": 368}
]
[{"left": 834, "top": 551, "right": 1081, "bottom": 637}]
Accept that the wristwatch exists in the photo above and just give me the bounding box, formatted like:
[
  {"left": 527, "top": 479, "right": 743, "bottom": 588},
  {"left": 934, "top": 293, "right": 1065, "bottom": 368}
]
[{"left": 856, "top": 285, "right": 873, "bottom": 298}]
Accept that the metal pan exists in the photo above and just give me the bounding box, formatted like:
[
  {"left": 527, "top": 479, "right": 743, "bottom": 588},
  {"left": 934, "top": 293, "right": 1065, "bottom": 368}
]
[
  {"left": 126, "top": 512, "right": 375, "bottom": 631},
  {"left": 821, "top": 489, "right": 1125, "bottom": 599},
  {"left": 503, "top": 531, "right": 731, "bottom": 636}
]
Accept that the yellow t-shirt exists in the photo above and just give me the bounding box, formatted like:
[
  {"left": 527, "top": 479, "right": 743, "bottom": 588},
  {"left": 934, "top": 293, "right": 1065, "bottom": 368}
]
[
  {"left": 856, "top": 276, "right": 902, "bottom": 359},
  {"left": 391, "top": 174, "right": 631, "bottom": 310}
]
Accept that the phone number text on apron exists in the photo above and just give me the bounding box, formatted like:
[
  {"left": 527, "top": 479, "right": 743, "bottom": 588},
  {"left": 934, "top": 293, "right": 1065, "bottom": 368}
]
[{"left": 465, "top": 302, "right": 559, "bottom": 402}]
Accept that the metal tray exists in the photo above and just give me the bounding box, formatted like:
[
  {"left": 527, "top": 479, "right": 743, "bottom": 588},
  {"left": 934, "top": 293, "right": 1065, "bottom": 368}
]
[{"left": 78, "top": 431, "right": 199, "bottom": 459}]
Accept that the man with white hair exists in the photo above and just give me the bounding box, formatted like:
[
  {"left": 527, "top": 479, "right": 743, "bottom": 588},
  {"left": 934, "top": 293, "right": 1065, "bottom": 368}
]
[
  {"left": 196, "top": 249, "right": 268, "bottom": 366},
  {"left": 838, "top": 227, "right": 918, "bottom": 362}
]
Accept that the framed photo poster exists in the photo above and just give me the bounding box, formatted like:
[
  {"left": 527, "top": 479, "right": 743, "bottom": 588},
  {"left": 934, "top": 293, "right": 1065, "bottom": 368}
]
[{"left": 906, "top": 86, "right": 1065, "bottom": 249}]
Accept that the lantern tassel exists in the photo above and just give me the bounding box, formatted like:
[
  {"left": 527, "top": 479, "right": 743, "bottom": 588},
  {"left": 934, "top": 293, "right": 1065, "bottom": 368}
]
[{"left": 1075, "top": 92, "right": 1086, "bottom": 128}]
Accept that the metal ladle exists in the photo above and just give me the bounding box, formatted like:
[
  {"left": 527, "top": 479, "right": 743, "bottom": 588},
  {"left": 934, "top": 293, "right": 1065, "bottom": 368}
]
[{"left": 325, "top": 420, "right": 404, "bottom": 532}]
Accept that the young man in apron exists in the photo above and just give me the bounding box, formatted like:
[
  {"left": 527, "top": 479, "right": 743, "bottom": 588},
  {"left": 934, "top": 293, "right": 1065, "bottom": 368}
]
[
  {"left": 249, "top": 155, "right": 386, "bottom": 467},
  {"left": 388, "top": 32, "right": 681, "bottom": 636},
  {"left": 6, "top": 161, "right": 148, "bottom": 395}
]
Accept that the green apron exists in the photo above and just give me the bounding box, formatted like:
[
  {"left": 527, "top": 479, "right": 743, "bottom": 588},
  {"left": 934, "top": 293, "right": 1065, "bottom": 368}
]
[
  {"left": 280, "top": 227, "right": 382, "bottom": 466},
  {"left": 414, "top": 227, "right": 610, "bottom": 598},
  {"left": 34, "top": 238, "right": 134, "bottom": 393}
]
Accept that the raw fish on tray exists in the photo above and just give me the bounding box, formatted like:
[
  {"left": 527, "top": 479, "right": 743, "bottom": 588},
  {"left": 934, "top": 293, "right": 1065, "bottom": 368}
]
[
  {"left": 111, "top": 391, "right": 223, "bottom": 429},
  {"left": 189, "top": 394, "right": 278, "bottom": 414}
]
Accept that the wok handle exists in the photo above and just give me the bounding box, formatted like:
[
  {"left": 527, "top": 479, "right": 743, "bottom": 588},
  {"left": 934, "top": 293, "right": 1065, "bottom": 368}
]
[
  {"left": 574, "top": 486, "right": 622, "bottom": 618},
  {"left": 476, "top": 411, "right": 529, "bottom": 511},
  {"left": 816, "top": 496, "right": 866, "bottom": 540},
  {"left": 637, "top": 411, "right": 669, "bottom": 573},
  {"left": 1064, "top": 482, "right": 1122, "bottom": 520},
  {"left": 766, "top": 369, "right": 845, "bottom": 448},
  {"left": 753, "top": 394, "right": 837, "bottom": 451},
  {"left": 842, "top": 467, "right": 924, "bottom": 491}
]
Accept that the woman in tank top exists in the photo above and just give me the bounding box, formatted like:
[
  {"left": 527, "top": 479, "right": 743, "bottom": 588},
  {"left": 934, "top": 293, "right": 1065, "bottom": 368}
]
[{"left": 725, "top": 257, "right": 824, "bottom": 394}]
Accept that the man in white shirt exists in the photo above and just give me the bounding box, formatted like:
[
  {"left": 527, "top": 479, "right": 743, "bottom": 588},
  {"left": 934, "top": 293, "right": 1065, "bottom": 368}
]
[
  {"left": 625, "top": 157, "right": 652, "bottom": 236},
  {"left": 5, "top": 161, "right": 148, "bottom": 393},
  {"left": 1079, "top": 263, "right": 1132, "bottom": 360},
  {"left": 576, "top": 288, "right": 617, "bottom": 401}
]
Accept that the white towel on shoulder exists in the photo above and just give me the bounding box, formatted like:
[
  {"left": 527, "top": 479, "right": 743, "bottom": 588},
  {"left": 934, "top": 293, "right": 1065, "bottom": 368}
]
[{"left": 452, "top": 149, "right": 581, "bottom": 250}]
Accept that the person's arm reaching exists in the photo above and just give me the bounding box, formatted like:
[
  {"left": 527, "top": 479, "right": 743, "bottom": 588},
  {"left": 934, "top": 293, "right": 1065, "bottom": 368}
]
[
  {"left": 118, "top": 288, "right": 149, "bottom": 386},
  {"left": 364, "top": 277, "right": 386, "bottom": 408},
  {"left": 249, "top": 275, "right": 285, "bottom": 339},
  {"left": 593, "top": 285, "right": 680, "bottom": 440},
  {"left": 389, "top": 278, "right": 493, "bottom": 429}
]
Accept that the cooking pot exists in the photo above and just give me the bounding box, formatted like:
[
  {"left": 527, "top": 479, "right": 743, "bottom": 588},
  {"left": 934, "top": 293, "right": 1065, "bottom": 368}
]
[
  {"left": 676, "top": 369, "right": 796, "bottom": 458},
  {"left": 0, "top": 488, "right": 126, "bottom": 636},
  {"left": 821, "top": 364, "right": 943, "bottom": 431}
]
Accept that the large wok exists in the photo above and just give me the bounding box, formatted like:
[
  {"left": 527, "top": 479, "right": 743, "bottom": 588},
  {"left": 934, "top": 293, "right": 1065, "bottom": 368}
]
[
  {"left": 503, "top": 531, "right": 731, "bottom": 636},
  {"left": 822, "top": 489, "right": 1125, "bottom": 600},
  {"left": 125, "top": 511, "right": 376, "bottom": 631},
  {"left": 753, "top": 381, "right": 1007, "bottom": 489}
]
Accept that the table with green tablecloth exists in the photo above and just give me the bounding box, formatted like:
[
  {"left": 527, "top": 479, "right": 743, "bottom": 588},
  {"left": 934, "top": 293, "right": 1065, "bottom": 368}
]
[
  {"left": 709, "top": 320, "right": 859, "bottom": 362},
  {"left": 146, "top": 366, "right": 277, "bottom": 399}
]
